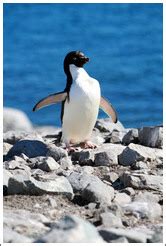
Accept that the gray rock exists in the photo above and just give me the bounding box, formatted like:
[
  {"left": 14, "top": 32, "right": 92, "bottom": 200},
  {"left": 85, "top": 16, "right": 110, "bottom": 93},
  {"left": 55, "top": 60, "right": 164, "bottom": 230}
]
[
  {"left": 27, "top": 176, "right": 73, "bottom": 199},
  {"left": 99, "top": 227, "right": 152, "bottom": 243},
  {"left": 104, "top": 172, "right": 119, "bottom": 183},
  {"left": 111, "top": 236, "right": 129, "bottom": 243},
  {"left": 71, "top": 150, "right": 94, "bottom": 165},
  {"left": 7, "top": 170, "right": 73, "bottom": 199},
  {"left": 4, "top": 227, "right": 33, "bottom": 243},
  {"left": 45, "top": 196, "right": 58, "bottom": 208},
  {"left": 113, "top": 192, "right": 131, "bottom": 205},
  {"left": 3, "top": 169, "right": 13, "bottom": 195},
  {"left": 118, "top": 143, "right": 162, "bottom": 166},
  {"left": 29, "top": 156, "right": 60, "bottom": 171},
  {"left": 108, "top": 129, "right": 128, "bottom": 144},
  {"left": 94, "top": 151, "right": 113, "bottom": 166},
  {"left": 3, "top": 130, "right": 43, "bottom": 145},
  {"left": 7, "top": 169, "right": 31, "bottom": 195},
  {"left": 34, "top": 125, "right": 61, "bottom": 137},
  {"left": 81, "top": 178, "right": 114, "bottom": 205},
  {"left": 139, "top": 126, "right": 163, "bottom": 148},
  {"left": 120, "top": 171, "right": 163, "bottom": 191},
  {"left": 3, "top": 107, "right": 33, "bottom": 132},
  {"left": 67, "top": 171, "right": 98, "bottom": 192},
  {"left": 147, "top": 225, "right": 163, "bottom": 243},
  {"left": 81, "top": 165, "right": 94, "bottom": 174},
  {"left": 95, "top": 118, "right": 124, "bottom": 133},
  {"left": 3, "top": 142, "right": 13, "bottom": 155},
  {"left": 94, "top": 143, "right": 125, "bottom": 165},
  {"left": 59, "top": 157, "right": 73, "bottom": 170},
  {"left": 46, "top": 144, "right": 67, "bottom": 161},
  {"left": 100, "top": 212, "right": 123, "bottom": 228},
  {"left": 122, "top": 201, "right": 162, "bottom": 220},
  {"left": 35, "top": 215, "right": 104, "bottom": 243},
  {"left": 6, "top": 139, "right": 48, "bottom": 159},
  {"left": 4, "top": 160, "right": 31, "bottom": 172},
  {"left": 4, "top": 209, "right": 49, "bottom": 239},
  {"left": 134, "top": 191, "right": 160, "bottom": 203},
  {"left": 122, "top": 129, "right": 139, "bottom": 145},
  {"left": 122, "top": 187, "right": 135, "bottom": 196},
  {"left": 131, "top": 161, "right": 148, "bottom": 170}
]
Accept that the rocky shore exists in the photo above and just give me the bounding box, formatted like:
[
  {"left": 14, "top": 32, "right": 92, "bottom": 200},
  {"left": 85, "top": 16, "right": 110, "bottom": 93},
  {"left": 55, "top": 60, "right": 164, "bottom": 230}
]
[{"left": 3, "top": 108, "right": 163, "bottom": 243}]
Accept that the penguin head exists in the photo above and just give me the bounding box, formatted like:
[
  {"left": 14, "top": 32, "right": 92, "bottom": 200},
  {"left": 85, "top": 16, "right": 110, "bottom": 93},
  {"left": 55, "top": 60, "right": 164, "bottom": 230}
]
[{"left": 64, "top": 51, "right": 89, "bottom": 74}]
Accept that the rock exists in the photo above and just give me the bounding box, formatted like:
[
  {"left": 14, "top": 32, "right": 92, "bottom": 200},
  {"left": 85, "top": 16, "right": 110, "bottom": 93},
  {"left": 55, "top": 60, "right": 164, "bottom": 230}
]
[
  {"left": 122, "top": 201, "right": 162, "bottom": 220},
  {"left": 100, "top": 212, "right": 123, "bottom": 228},
  {"left": 6, "top": 139, "right": 48, "bottom": 159},
  {"left": 3, "top": 142, "right": 13, "bottom": 155},
  {"left": 3, "top": 131, "right": 43, "bottom": 145},
  {"left": 7, "top": 169, "right": 31, "bottom": 194},
  {"left": 4, "top": 160, "right": 31, "bottom": 172},
  {"left": 3, "top": 169, "right": 13, "bottom": 195},
  {"left": 94, "top": 151, "right": 113, "bottom": 166},
  {"left": 3, "top": 107, "right": 33, "bottom": 132},
  {"left": 120, "top": 171, "right": 163, "bottom": 191},
  {"left": 118, "top": 143, "right": 162, "bottom": 166},
  {"left": 67, "top": 171, "right": 98, "bottom": 192},
  {"left": 147, "top": 225, "right": 163, "bottom": 243},
  {"left": 46, "top": 144, "right": 67, "bottom": 161},
  {"left": 45, "top": 196, "right": 58, "bottom": 208},
  {"left": 81, "top": 178, "right": 114, "bottom": 205},
  {"left": 122, "top": 129, "right": 139, "bottom": 145},
  {"left": 4, "top": 227, "right": 33, "bottom": 243},
  {"left": 104, "top": 172, "right": 119, "bottom": 183},
  {"left": 81, "top": 165, "right": 94, "bottom": 174},
  {"left": 29, "top": 156, "right": 60, "bottom": 171},
  {"left": 59, "top": 157, "right": 73, "bottom": 170},
  {"left": 4, "top": 209, "right": 49, "bottom": 239},
  {"left": 131, "top": 161, "right": 148, "bottom": 170},
  {"left": 107, "top": 129, "right": 128, "bottom": 144},
  {"left": 99, "top": 227, "right": 152, "bottom": 243},
  {"left": 111, "top": 236, "right": 129, "bottom": 243},
  {"left": 34, "top": 125, "right": 61, "bottom": 137},
  {"left": 95, "top": 118, "right": 124, "bottom": 133},
  {"left": 35, "top": 215, "right": 104, "bottom": 243},
  {"left": 94, "top": 143, "right": 125, "bottom": 165},
  {"left": 138, "top": 126, "right": 163, "bottom": 148},
  {"left": 7, "top": 170, "right": 73, "bottom": 199},
  {"left": 134, "top": 191, "right": 160, "bottom": 203},
  {"left": 71, "top": 150, "right": 94, "bottom": 165},
  {"left": 113, "top": 192, "right": 131, "bottom": 205},
  {"left": 122, "top": 187, "right": 135, "bottom": 196}
]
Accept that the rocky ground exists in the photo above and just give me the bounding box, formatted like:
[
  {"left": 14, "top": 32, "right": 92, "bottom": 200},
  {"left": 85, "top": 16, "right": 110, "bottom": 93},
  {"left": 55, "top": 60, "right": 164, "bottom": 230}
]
[{"left": 3, "top": 114, "right": 163, "bottom": 243}]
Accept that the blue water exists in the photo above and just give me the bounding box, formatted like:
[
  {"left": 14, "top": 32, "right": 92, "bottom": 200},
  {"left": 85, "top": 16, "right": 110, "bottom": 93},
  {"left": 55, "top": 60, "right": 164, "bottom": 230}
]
[{"left": 3, "top": 3, "right": 163, "bottom": 128}]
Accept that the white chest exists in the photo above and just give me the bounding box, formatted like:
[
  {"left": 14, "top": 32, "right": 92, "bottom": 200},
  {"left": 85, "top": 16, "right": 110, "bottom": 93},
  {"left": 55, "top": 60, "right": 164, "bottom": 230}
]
[{"left": 62, "top": 65, "right": 101, "bottom": 143}]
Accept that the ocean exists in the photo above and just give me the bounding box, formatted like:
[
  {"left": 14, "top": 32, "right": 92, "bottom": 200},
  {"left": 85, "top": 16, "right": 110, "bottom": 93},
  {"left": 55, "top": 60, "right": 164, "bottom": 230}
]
[{"left": 3, "top": 3, "right": 163, "bottom": 128}]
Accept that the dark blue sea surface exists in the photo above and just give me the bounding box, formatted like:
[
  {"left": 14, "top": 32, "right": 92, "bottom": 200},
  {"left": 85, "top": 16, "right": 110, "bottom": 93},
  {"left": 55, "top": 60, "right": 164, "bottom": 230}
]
[{"left": 4, "top": 3, "right": 163, "bottom": 128}]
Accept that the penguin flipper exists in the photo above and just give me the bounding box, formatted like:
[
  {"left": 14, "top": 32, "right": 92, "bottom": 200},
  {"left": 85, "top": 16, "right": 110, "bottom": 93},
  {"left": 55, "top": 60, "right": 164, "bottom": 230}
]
[
  {"left": 33, "top": 91, "right": 67, "bottom": 111},
  {"left": 100, "top": 96, "right": 118, "bottom": 123}
]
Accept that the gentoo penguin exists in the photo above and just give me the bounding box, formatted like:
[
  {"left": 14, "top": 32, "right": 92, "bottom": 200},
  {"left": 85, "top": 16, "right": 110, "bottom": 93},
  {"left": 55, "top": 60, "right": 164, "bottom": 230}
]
[{"left": 33, "top": 51, "right": 117, "bottom": 150}]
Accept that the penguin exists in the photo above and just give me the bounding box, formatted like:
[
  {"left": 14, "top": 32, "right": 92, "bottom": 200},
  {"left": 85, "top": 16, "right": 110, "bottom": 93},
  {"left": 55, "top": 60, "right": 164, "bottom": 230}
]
[{"left": 33, "top": 51, "right": 117, "bottom": 151}]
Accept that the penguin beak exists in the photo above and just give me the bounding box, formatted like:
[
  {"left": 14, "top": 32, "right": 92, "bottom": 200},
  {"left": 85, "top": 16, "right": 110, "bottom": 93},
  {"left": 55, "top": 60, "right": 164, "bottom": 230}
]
[{"left": 84, "top": 57, "right": 89, "bottom": 63}]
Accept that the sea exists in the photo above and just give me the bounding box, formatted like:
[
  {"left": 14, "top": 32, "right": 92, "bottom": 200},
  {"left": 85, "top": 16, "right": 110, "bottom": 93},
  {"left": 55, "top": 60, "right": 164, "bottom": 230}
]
[{"left": 3, "top": 3, "right": 163, "bottom": 128}]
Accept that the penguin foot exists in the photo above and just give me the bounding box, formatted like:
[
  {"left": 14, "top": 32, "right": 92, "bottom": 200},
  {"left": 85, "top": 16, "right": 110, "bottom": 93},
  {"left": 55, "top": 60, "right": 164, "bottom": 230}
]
[{"left": 81, "top": 141, "right": 97, "bottom": 149}]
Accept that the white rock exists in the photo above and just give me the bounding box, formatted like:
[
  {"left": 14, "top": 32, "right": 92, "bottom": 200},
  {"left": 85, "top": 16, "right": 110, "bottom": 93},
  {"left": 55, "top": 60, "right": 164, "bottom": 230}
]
[
  {"left": 122, "top": 201, "right": 162, "bottom": 220},
  {"left": 3, "top": 107, "right": 33, "bottom": 132}
]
